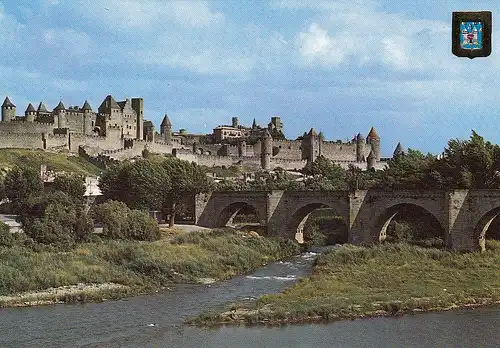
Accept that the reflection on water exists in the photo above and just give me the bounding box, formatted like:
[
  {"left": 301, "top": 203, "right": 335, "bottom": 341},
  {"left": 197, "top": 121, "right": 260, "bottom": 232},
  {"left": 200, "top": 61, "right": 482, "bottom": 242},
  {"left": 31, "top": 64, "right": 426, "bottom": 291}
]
[{"left": 0, "top": 250, "right": 498, "bottom": 348}]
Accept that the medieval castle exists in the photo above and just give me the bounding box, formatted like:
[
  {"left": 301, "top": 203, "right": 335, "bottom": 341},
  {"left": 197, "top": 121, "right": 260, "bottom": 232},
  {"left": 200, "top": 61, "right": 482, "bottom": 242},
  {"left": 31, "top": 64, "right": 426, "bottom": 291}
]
[{"left": 1, "top": 95, "right": 402, "bottom": 171}]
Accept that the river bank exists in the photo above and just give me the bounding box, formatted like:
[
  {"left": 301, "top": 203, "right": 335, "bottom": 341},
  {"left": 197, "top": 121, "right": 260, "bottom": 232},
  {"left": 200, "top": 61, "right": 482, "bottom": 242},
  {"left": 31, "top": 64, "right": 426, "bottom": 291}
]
[
  {"left": 190, "top": 241, "right": 500, "bottom": 326},
  {"left": 0, "top": 228, "right": 301, "bottom": 308}
]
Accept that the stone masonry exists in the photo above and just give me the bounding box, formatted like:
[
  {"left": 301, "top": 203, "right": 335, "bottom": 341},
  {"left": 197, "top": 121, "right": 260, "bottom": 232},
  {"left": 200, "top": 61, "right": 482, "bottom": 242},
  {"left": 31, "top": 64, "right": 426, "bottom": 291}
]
[{"left": 195, "top": 189, "right": 500, "bottom": 251}]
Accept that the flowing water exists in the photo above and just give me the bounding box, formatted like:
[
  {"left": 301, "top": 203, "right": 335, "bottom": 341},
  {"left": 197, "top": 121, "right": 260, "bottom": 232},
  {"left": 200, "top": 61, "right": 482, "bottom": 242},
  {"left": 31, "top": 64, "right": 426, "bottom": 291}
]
[{"left": 0, "top": 251, "right": 498, "bottom": 348}]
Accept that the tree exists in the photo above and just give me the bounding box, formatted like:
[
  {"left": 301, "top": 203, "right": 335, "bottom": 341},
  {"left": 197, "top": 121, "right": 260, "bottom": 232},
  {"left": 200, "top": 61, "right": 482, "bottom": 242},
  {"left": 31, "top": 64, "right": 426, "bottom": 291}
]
[
  {"left": 3, "top": 165, "right": 43, "bottom": 214},
  {"left": 380, "top": 149, "right": 436, "bottom": 189},
  {"left": 52, "top": 174, "right": 86, "bottom": 204},
  {"left": 161, "top": 158, "right": 214, "bottom": 227},
  {"left": 303, "top": 156, "right": 347, "bottom": 191},
  {"left": 21, "top": 191, "right": 93, "bottom": 246},
  {"left": 99, "top": 159, "right": 171, "bottom": 211}
]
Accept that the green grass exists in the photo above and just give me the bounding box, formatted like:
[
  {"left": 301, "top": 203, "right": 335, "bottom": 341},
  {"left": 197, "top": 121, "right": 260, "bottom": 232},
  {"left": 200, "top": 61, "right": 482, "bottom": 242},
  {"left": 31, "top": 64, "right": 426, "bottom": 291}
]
[
  {"left": 0, "top": 228, "right": 300, "bottom": 306},
  {"left": 0, "top": 148, "right": 101, "bottom": 176},
  {"left": 190, "top": 241, "right": 500, "bottom": 325}
]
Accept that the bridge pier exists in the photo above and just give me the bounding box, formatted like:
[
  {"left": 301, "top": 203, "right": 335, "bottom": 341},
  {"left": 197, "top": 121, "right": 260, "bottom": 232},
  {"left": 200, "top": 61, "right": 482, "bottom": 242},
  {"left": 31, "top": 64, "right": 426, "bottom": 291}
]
[{"left": 195, "top": 189, "right": 500, "bottom": 251}]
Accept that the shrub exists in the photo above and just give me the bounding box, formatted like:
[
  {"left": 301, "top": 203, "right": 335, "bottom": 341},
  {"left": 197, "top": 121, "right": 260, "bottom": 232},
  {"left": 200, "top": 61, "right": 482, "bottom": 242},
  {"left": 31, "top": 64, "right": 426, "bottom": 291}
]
[
  {"left": 126, "top": 210, "right": 160, "bottom": 241},
  {"left": 94, "top": 200, "right": 160, "bottom": 241},
  {"left": 0, "top": 221, "right": 15, "bottom": 247}
]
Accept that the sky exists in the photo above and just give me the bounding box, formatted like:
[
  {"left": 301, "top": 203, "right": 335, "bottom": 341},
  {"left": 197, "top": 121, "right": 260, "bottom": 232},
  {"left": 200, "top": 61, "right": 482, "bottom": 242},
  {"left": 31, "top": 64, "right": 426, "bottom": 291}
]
[{"left": 1, "top": 0, "right": 500, "bottom": 156}]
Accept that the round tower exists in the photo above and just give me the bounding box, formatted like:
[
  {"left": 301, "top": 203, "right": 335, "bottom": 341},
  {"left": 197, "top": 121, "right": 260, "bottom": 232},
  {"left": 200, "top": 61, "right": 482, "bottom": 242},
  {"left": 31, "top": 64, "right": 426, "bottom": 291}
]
[
  {"left": 393, "top": 142, "right": 405, "bottom": 157},
  {"left": 54, "top": 101, "right": 66, "bottom": 128},
  {"left": 367, "top": 150, "right": 376, "bottom": 170},
  {"left": 82, "top": 100, "right": 93, "bottom": 134},
  {"left": 238, "top": 140, "right": 247, "bottom": 157},
  {"left": 25, "top": 103, "right": 36, "bottom": 122},
  {"left": 160, "top": 114, "right": 172, "bottom": 144},
  {"left": 2, "top": 97, "right": 16, "bottom": 122},
  {"left": 356, "top": 133, "right": 365, "bottom": 162},
  {"left": 366, "top": 127, "right": 380, "bottom": 161},
  {"left": 261, "top": 129, "right": 272, "bottom": 170}
]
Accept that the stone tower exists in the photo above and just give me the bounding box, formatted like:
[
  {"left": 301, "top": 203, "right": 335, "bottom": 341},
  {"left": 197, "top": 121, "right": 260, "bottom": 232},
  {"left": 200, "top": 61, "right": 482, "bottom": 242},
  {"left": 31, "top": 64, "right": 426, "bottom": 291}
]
[
  {"left": 2, "top": 97, "right": 16, "bottom": 122},
  {"left": 232, "top": 117, "right": 239, "bottom": 128},
  {"left": 160, "top": 114, "right": 172, "bottom": 144},
  {"left": 366, "top": 127, "right": 380, "bottom": 161},
  {"left": 356, "top": 133, "right": 365, "bottom": 162},
  {"left": 261, "top": 129, "right": 272, "bottom": 170},
  {"left": 54, "top": 101, "right": 66, "bottom": 128},
  {"left": 302, "top": 128, "right": 319, "bottom": 167},
  {"left": 393, "top": 142, "right": 405, "bottom": 157},
  {"left": 131, "top": 98, "right": 144, "bottom": 140},
  {"left": 367, "top": 150, "right": 376, "bottom": 170},
  {"left": 82, "top": 100, "right": 93, "bottom": 134},
  {"left": 25, "top": 103, "right": 36, "bottom": 122},
  {"left": 238, "top": 140, "right": 247, "bottom": 157}
]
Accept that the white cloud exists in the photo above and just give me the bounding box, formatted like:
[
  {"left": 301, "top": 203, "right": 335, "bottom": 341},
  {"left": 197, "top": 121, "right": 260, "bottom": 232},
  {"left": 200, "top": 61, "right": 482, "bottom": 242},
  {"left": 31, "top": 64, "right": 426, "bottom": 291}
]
[
  {"left": 292, "top": 1, "right": 454, "bottom": 73},
  {"left": 70, "top": 0, "right": 224, "bottom": 30},
  {"left": 43, "top": 28, "right": 91, "bottom": 53},
  {"left": 139, "top": 51, "right": 255, "bottom": 75}
]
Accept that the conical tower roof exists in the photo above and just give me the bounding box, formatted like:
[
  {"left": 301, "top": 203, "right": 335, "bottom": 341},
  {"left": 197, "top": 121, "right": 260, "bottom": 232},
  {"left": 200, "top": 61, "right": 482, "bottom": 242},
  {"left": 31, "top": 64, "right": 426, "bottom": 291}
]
[
  {"left": 81, "top": 100, "right": 92, "bottom": 111},
  {"left": 2, "top": 96, "right": 15, "bottom": 107},
  {"left": 161, "top": 114, "right": 171, "bottom": 127},
  {"left": 393, "top": 142, "right": 405, "bottom": 156},
  {"left": 37, "top": 102, "right": 48, "bottom": 112},
  {"left": 252, "top": 118, "right": 257, "bottom": 128},
  {"left": 308, "top": 128, "right": 317, "bottom": 136},
  {"left": 99, "top": 95, "right": 120, "bottom": 110},
  {"left": 367, "top": 127, "right": 379, "bottom": 139},
  {"left": 25, "top": 103, "right": 35, "bottom": 112},
  {"left": 356, "top": 132, "right": 364, "bottom": 141},
  {"left": 54, "top": 101, "right": 65, "bottom": 111}
]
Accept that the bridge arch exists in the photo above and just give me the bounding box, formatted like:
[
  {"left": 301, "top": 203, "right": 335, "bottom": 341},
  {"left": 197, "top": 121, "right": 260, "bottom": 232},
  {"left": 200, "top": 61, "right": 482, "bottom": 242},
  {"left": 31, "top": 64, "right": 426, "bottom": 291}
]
[
  {"left": 287, "top": 202, "right": 348, "bottom": 244},
  {"left": 215, "top": 201, "right": 262, "bottom": 228},
  {"left": 372, "top": 203, "right": 445, "bottom": 247},
  {"left": 473, "top": 207, "right": 500, "bottom": 251}
]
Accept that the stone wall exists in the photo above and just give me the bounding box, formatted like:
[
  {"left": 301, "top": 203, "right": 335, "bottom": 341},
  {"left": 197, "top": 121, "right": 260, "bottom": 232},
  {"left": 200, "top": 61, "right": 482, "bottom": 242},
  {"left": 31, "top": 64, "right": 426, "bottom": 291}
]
[
  {"left": 0, "top": 133, "right": 43, "bottom": 149},
  {"left": 45, "top": 134, "right": 69, "bottom": 150},
  {"left": 321, "top": 142, "right": 358, "bottom": 161},
  {"left": 271, "top": 139, "right": 302, "bottom": 160},
  {"left": 69, "top": 134, "right": 123, "bottom": 153},
  {"left": 0, "top": 121, "right": 54, "bottom": 134}
]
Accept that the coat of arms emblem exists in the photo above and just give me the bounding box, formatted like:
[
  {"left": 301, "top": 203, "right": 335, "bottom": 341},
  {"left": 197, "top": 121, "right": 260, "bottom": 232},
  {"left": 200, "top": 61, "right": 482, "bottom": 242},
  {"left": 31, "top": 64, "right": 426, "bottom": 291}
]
[{"left": 460, "top": 21, "right": 483, "bottom": 49}]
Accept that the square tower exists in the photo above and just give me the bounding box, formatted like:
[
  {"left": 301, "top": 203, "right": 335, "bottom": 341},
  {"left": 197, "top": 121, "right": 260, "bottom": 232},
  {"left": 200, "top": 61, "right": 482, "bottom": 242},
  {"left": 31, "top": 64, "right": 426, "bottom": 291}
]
[{"left": 131, "top": 98, "right": 144, "bottom": 140}]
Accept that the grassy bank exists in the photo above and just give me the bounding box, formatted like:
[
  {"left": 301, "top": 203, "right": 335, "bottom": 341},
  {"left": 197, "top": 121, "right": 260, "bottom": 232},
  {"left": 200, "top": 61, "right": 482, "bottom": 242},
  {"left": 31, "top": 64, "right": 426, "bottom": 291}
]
[
  {"left": 0, "top": 228, "right": 300, "bottom": 307},
  {"left": 0, "top": 148, "right": 101, "bottom": 176},
  {"left": 190, "top": 240, "right": 500, "bottom": 326}
]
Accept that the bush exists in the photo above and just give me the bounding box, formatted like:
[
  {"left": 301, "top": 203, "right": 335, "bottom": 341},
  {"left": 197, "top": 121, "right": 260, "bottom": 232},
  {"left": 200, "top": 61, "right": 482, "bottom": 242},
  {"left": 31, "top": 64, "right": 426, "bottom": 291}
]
[
  {"left": 126, "top": 210, "right": 160, "bottom": 241},
  {"left": 94, "top": 200, "right": 160, "bottom": 241},
  {"left": 20, "top": 191, "right": 93, "bottom": 247},
  {"left": 0, "top": 221, "right": 15, "bottom": 247}
]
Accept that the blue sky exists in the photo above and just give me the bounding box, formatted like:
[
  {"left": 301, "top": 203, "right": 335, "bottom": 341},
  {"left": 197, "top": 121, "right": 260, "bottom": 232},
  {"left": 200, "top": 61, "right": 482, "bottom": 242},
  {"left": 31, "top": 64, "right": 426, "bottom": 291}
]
[{"left": 1, "top": 0, "right": 499, "bottom": 156}]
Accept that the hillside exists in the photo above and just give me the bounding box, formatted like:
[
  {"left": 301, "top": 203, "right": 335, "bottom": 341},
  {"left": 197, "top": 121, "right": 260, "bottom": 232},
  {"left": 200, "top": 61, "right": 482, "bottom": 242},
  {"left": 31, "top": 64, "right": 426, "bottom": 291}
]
[{"left": 0, "top": 149, "right": 101, "bottom": 176}]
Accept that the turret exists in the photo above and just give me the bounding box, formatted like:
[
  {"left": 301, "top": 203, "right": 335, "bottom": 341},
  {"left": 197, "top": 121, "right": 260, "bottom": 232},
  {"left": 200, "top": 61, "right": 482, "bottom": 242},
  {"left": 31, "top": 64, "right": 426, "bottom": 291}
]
[
  {"left": 232, "top": 117, "right": 239, "bottom": 128},
  {"left": 131, "top": 98, "right": 144, "bottom": 140},
  {"left": 366, "top": 126, "right": 380, "bottom": 161},
  {"left": 160, "top": 114, "right": 172, "bottom": 144},
  {"left": 261, "top": 129, "right": 272, "bottom": 170},
  {"left": 238, "top": 140, "right": 247, "bottom": 157},
  {"left": 302, "top": 128, "right": 319, "bottom": 167},
  {"left": 367, "top": 150, "right": 376, "bottom": 170},
  {"left": 393, "top": 142, "right": 405, "bottom": 157},
  {"left": 252, "top": 118, "right": 257, "bottom": 129},
  {"left": 25, "top": 103, "right": 36, "bottom": 122},
  {"left": 2, "top": 97, "right": 16, "bottom": 122},
  {"left": 356, "top": 133, "right": 365, "bottom": 162},
  {"left": 82, "top": 100, "right": 92, "bottom": 134},
  {"left": 53, "top": 101, "right": 66, "bottom": 128}
]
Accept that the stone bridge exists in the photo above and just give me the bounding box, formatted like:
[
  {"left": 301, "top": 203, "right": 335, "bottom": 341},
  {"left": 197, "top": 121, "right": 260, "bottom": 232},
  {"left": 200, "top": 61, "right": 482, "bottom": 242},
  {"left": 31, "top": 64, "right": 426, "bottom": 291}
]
[{"left": 194, "top": 189, "right": 500, "bottom": 251}]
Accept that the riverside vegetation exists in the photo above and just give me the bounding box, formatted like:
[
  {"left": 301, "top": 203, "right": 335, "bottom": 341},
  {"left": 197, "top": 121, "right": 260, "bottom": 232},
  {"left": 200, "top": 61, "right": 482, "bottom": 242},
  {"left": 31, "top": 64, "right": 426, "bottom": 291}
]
[
  {"left": 190, "top": 241, "right": 500, "bottom": 326},
  {"left": 0, "top": 226, "right": 300, "bottom": 307}
]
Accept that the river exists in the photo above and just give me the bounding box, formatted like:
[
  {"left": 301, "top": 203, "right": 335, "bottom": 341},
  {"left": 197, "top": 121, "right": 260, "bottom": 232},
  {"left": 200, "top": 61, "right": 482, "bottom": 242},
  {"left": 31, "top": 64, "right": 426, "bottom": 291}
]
[{"left": 0, "top": 251, "right": 498, "bottom": 348}]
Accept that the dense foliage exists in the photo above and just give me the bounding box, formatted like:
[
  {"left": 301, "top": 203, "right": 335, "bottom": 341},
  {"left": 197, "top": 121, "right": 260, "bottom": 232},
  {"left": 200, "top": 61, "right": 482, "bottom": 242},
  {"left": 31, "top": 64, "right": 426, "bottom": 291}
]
[{"left": 99, "top": 157, "right": 214, "bottom": 227}]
